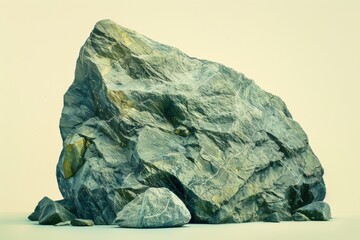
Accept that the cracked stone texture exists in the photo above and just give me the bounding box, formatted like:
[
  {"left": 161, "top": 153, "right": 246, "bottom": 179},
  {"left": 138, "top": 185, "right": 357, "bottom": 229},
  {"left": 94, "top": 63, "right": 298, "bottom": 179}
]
[
  {"left": 114, "top": 187, "right": 191, "bottom": 228},
  {"left": 56, "top": 19, "right": 327, "bottom": 224}
]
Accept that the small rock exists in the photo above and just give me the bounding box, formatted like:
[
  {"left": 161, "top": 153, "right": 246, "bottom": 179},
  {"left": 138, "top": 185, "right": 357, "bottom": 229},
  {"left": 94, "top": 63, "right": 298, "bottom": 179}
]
[
  {"left": 295, "top": 201, "right": 331, "bottom": 221},
  {"left": 114, "top": 187, "right": 191, "bottom": 228},
  {"left": 29, "top": 197, "right": 77, "bottom": 222},
  {"left": 28, "top": 210, "right": 40, "bottom": 221},
  {"left": 71, "top": 219, "right": 94, "bottom": 226},
  {"left": 263, "top": 212, "right": 280, "bottom": 223},
  {"left": 28, "top": 197, "right": 52, "bottom": 221},
  {"left": 55, "top": 221, "right": 71, "bottom": 226},
  {"left": 38, "top": 198, "right": 76, "bottom": 225},
  {"left": 292, "top": 212, "right": 310, "bottom": 221}
]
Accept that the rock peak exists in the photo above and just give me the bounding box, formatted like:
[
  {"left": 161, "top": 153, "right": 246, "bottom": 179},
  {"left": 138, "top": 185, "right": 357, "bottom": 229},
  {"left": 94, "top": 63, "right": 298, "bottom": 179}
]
[{"left": 91, "top": 19, "right": 152, "bottom": 56}]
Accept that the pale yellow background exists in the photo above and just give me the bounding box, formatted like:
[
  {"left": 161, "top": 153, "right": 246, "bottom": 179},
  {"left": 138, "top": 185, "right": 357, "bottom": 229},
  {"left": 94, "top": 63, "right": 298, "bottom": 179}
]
[{"left": 0, "top": 0, "right": 359, "bottom": 218}]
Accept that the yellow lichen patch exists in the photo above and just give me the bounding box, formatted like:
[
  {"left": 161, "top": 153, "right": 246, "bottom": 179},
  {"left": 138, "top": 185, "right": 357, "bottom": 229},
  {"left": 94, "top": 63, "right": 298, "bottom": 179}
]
[
  {"left": 211, "top": 194, "right": 223, "bottom": 205},
  {"left": 107, "top": 90, "right": 135, "bottom": 116},
  {"left": 63, "top": 135, "right": 88, "bottom": 179},
  {"left": 120, "top": 32, "right": 132, "bottom": 47}
]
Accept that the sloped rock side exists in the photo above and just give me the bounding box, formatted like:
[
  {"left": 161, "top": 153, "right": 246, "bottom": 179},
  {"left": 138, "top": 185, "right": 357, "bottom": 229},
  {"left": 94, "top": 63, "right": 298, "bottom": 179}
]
[
  {"left": 56, "top": 19, "right": 327, "bottom": 224},
  {"left": 114, "top": 187, "right": 191, "bottom": 228}
]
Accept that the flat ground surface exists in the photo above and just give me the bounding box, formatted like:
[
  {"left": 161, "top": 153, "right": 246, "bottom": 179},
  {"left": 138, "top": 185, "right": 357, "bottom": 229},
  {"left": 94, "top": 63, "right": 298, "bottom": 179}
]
[{"left": 1, "top": 213, "right": 359, "bottom": 240}]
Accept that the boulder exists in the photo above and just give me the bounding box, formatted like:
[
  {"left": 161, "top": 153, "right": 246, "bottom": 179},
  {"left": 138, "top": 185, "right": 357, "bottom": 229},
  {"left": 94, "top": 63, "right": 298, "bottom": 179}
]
[
  {"left": 55, "top": 19, "right": 328, "bottom": 224},
  {"left": 114, "top": 188, "right": 191, "bottom": 228},
  {"left": 295, "top": 201, "right": 331, "bottom": 221}
]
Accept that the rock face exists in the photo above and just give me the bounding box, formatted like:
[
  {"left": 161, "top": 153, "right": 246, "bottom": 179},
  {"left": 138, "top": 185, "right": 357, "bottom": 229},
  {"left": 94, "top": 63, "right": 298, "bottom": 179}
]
[
  {"left": 295, "top": 201, "right": 331, "bottom": 221},
  {"left": 114, "top": 187, "right": 191, "bottom": 228},
  {"left": 56, "top": 19, "right": 328, "bottom": 224}
]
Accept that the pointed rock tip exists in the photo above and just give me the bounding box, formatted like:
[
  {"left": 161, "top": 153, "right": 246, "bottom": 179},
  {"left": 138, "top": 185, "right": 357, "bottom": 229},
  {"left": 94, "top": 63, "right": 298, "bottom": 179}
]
[
  {"left": 94, "top": 19, "right": 119, "bottom": 28},
  {"left": 91, "top": 19, "right": 151, "bottom": 55},
  {"left": 93, "top": 19, "right": 133, "bottom": 37}
]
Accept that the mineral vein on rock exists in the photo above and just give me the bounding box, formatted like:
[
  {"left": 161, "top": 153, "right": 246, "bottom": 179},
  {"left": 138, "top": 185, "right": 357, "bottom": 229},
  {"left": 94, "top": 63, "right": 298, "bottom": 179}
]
[{"left": 56, "top": 19, "right": 327, "bottom": 225}]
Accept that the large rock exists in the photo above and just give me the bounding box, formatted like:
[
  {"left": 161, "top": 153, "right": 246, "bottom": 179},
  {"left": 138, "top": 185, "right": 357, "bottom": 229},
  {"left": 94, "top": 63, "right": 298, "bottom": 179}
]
[
  {"left": 114, "top": 187, "right": 191, "bottom": 228},
  {"left": 56, "top": 19, "right": 328, "bottom": 224},
  {"left": 295, "top": 201, "right": 331, "bottom": 221}
]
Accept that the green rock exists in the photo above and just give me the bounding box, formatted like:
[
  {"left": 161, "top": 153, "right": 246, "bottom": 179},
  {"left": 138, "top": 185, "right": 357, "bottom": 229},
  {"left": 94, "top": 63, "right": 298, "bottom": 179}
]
[
  {"left": 71, "top": 219, "right": 94, "bottom": 226},
  {"left": 54, "top": 19, "right": 329, "bottom": 224},
  {"left": 29, "top": 197, "right": 77, "bottom": 222},
  {"left": 114, "top": 188, "right": 191, "bottom": 228},
  {"left": 295, "top": 201, "right": 331, "bottom": 221},
  {"left": 38, "top": 199, "right": 76, "bottom": 225}
]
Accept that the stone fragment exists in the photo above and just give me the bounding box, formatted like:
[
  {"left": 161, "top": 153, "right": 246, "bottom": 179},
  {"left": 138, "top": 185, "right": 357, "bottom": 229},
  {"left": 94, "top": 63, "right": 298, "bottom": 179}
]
[
  {"left": 28, "top": 197, "right": 77, "bottom": 222},
  {"left": 114, "top": 188, "right": 191, "bottom": 228},
  {"left": 295, "top": 201, "right": 331, "bottom": 221}
]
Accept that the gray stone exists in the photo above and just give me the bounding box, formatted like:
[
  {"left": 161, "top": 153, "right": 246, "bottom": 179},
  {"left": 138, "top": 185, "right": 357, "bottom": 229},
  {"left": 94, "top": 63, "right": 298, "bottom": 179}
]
[
  {"left": 55, "top": 221, "right": 71, "bottom": 226},
  {"left": 114, "top": 188, "right": 191, "bottom": 228},
  {"left": 29, "top": 197, "right": 77, "bottom": 222},
  {"left": 31, "top": 197, "right": 77, "bottom": 225},
  {"left": 55, "top": 19, "right": 328, "bottom": 224},
  {"left": 295, "top": 201, "right": 331, "bottom": 221},
  {"left": 292, "top": 212, "right": 310, "bottom": 221},
  {"left": 71, "top": 219, "right": 94, "bottom": 226},
  {"left": 29, "top": 197, "right": 55, "bottom": 221}
]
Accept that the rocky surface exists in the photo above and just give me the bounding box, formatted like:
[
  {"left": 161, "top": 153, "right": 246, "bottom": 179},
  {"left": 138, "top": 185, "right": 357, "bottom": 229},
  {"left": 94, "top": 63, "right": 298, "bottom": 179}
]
[
  {"left": 263, "top": 211, "right": 292, "bottom": 222},
  {"left": 54, "top": 19, "right": 328, "bottom": 224},
  {"left": 295, "top": 201, "right": 331, "bottom": 221},
  {"left": 114, "top": 187, "right": 191, "bottom": 228},
  {"left": 263, "top": 213, "right": 280, "bottom": 223},
  {"left": 71, "top": 219, "right": 95, "bottom": 226}
]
